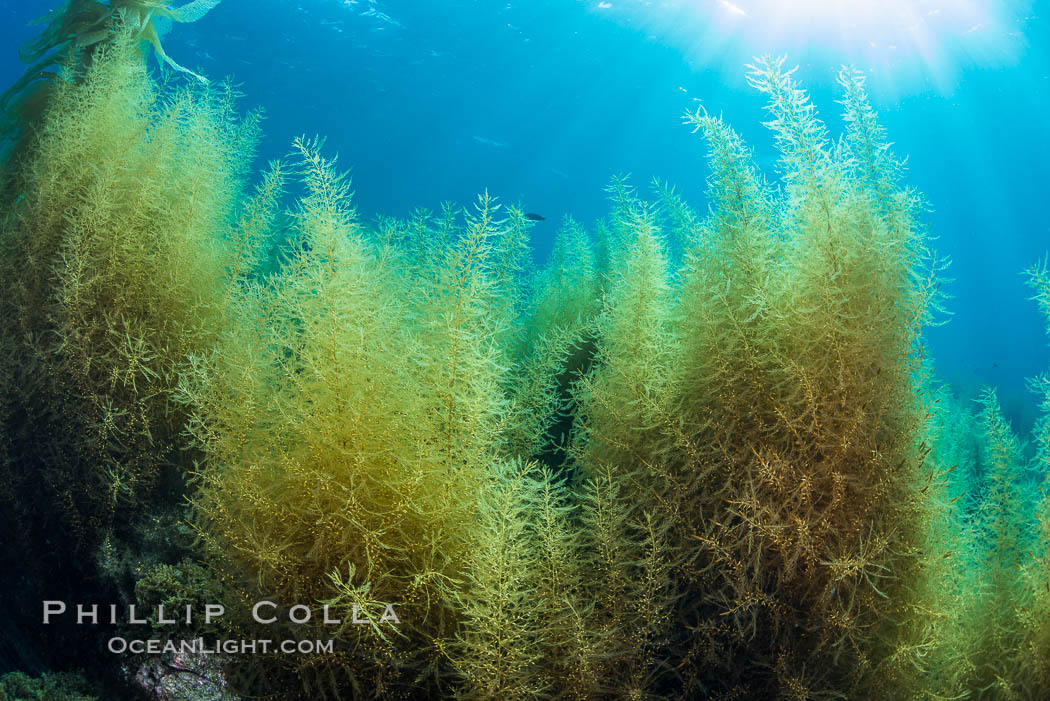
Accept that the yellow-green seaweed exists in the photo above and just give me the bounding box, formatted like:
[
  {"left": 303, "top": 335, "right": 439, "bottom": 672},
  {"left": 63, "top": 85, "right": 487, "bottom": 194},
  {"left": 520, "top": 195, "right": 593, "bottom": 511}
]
[{"left": 0, "top": 19, "right": 982, "bottom": 700}]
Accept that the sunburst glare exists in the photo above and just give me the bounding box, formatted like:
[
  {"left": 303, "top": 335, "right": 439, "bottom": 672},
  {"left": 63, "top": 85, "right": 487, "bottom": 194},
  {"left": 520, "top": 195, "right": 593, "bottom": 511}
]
[{"left": 592, "top": 0, "right": 1034, "bottom": 93}]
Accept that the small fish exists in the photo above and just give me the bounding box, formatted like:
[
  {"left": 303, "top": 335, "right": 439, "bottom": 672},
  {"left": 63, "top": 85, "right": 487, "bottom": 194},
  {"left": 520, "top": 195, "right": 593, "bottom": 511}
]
[
  {"left": 472, "top": 135, "right": 508, "bottom": 148},
  {"left": 524, "top": 213, "right": 545, "bottom": 221},
  {"left": 362, "top": 8, "right": 402, "bottom": 27}
]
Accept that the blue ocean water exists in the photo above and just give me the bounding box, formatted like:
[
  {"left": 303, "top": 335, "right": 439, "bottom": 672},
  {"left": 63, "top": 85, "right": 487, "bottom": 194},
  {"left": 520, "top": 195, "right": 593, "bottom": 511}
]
[{"left": 1, "top": 0, "right": 1047, "bottom": 432}]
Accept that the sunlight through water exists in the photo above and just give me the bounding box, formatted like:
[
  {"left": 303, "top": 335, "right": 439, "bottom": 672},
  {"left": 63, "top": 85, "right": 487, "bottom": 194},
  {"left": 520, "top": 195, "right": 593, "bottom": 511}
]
[{"left": 591, "top": 0, "right": 1035, "bottom": 93}]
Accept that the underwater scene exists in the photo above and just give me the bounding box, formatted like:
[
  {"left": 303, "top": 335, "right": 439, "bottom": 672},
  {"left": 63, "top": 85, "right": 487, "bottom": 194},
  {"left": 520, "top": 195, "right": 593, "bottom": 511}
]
[{"left": 0, "top": 1, "right": 1049, "bottom": 699}]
